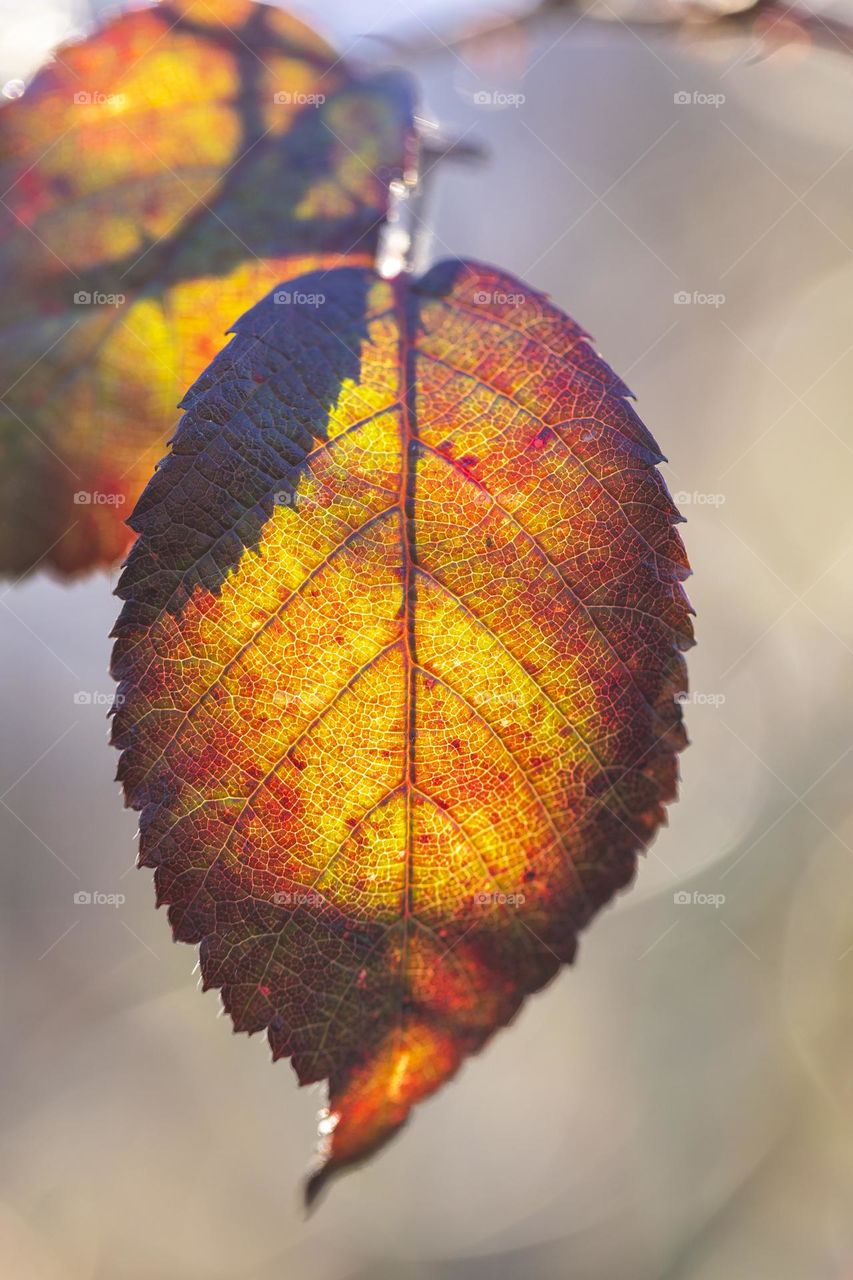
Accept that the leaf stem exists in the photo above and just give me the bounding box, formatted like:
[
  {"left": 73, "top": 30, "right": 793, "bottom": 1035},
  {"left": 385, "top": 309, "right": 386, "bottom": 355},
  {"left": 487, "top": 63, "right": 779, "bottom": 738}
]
[{"left": 377, "top": 119, "right": 487, "bottom": 279}]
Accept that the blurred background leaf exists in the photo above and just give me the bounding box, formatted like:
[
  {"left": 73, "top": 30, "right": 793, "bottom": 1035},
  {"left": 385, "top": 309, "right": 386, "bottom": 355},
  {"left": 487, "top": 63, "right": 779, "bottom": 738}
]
[{"left": 0, "top": 0, "right": 413, "bottom": 576}]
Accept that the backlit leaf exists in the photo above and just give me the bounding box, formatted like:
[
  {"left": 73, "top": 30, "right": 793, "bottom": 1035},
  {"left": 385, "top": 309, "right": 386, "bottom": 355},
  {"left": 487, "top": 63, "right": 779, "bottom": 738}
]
[
  {"left": 111, "top": 260, "right": 693, "bottom": 1201},
  {"left": 0, "top": 0, "right": 412, "bottom": 575}
]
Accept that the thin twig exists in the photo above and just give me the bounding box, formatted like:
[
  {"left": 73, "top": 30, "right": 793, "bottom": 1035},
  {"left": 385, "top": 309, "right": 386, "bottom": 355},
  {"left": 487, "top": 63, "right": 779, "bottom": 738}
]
[
  {"left": 376, "top": 119, "right": 488, "bottom": 278},
  {"left": 393, "top": 0, "right": 853, "bottom": 64}
]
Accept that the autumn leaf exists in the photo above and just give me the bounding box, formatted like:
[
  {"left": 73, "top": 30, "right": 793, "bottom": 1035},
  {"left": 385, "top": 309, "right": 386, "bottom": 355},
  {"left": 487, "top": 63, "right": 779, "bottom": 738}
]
[
  {"left": 111, "top": 260, "right": 693, "bottom": 1203},
  {"left": 0, "top": 0, "right": 412, "bottom": 576}
]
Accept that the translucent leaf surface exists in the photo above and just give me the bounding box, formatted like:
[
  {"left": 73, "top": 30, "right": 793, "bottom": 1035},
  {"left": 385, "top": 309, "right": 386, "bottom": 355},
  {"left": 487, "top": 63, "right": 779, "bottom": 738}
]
[{"left": 111, "top": 260, "right": 693, "bottom": 1201}]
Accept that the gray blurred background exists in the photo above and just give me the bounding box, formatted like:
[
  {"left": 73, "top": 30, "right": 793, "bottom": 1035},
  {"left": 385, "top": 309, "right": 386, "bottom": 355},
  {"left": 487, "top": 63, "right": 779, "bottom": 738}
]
[{"left": 2, "top": 0, "right": 853, "bottom": 1276}]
